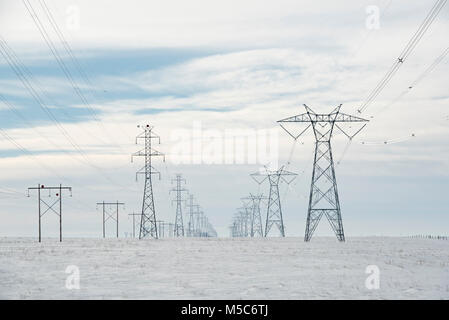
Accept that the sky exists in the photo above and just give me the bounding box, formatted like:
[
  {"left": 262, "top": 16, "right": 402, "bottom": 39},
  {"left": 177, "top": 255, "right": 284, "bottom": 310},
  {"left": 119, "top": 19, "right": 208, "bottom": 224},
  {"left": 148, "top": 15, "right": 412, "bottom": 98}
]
[{"left": 0, "top": 0, "right": 448, "bottom": 238}]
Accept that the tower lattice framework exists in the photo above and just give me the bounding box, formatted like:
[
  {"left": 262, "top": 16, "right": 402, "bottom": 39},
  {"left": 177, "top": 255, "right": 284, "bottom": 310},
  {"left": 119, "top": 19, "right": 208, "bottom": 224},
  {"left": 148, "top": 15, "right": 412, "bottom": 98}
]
[
  {"left": 186, "top": 195, "right": 199, "bottom": 237},
  {"left": 251, "top": 167, "right": 297, "bottom": 237},
  {"left": 171, "top": 174, "right": 187, "bottom": 237},
  {"left": 278, "top": 104, "right": 368, "bottom": 241},
  {"left": 242, "top": 194, "right": 266, "bottom": 237},
  {"left": 132, "top": 124, "right": 165, "bottom": 239}
]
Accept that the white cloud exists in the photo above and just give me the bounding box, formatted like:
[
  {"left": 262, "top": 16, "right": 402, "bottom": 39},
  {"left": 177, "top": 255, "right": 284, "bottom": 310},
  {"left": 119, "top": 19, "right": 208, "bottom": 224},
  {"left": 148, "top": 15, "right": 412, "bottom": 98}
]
[{"left": 1, "top": 0, "right": 448, "bottom": 237}]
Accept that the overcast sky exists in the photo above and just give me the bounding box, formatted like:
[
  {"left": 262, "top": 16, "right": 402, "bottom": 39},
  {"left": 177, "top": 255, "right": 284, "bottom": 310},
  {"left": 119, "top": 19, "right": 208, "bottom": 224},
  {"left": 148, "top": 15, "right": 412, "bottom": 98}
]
[{"left": 0, "top": 0, "right": 448, "bottom": 238}]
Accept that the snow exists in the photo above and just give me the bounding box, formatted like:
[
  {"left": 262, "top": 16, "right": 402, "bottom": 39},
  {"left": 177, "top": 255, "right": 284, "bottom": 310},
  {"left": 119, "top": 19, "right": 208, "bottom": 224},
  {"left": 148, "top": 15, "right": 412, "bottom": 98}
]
[{"left": 0, "top": 237, "right": 448, "bottom": 299}]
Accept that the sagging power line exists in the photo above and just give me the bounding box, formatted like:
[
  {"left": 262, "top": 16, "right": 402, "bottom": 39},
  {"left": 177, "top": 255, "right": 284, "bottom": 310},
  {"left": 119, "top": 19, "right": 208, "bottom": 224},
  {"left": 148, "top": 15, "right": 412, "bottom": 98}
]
[{"left": 358, "top": 0, "right": 447, "bottom": 114}]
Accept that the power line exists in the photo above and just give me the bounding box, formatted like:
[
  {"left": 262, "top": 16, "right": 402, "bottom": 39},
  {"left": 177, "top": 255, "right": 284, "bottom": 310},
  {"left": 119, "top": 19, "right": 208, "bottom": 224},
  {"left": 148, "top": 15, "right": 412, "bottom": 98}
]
[
  {"left": 377, "top": 46, "right": 449, "bottom": 114},
  {"left": 0, "top": 126, "right": 68, "bottom": 181},
  {"left": 35, "top": 0, "right": 128, "bottom": 152},
  {"left": 358, "top": 0, "right": 447, "bottom": 114},
  {"left": 0, "top": 38, "right": 136, "bottom": 192}
]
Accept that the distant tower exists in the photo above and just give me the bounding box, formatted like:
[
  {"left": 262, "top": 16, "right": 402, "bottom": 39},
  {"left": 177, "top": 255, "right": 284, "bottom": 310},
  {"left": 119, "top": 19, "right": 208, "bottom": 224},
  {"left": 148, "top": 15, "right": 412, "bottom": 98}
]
[
  {"left": 251, "top": 167, "right": 297, "bottom": 237},
  {"left": 170, "top": 174, "right": 188, "bottom": 237},
  {"left": 186, "top": 195, "right": 199, "bottom": 237},
  {"left": 196, "top": 209, "right": 204, "bottom": 237},
  {"left": 278, "top": 104, "right": 368, "bottom": 241},
  {"left": 236, "top": 208, "right": 249, "bottom": 237},
  {"left": 230, "top": 214, "right": 242, "bottom": 237},
  {"left": 131, "top": 124, "right": 165, "bottom": 239},
  {"left": 242, "top": 194, "right": 266, "bottom": 237},
  {"left": 237, "top": 206, "right": 250, "bottom": 237},
  {"left": 249, "top": 194, "right": 266, "bottom": 237}
]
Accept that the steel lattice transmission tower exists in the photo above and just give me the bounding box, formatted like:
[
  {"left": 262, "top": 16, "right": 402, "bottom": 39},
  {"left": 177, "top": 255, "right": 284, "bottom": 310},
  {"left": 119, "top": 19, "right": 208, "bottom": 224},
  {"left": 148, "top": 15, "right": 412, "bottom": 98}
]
[
  {"left": 278, "top": 104, "right": 368, "bottom": 242},
  {"left": 242, "top": 194, "right": 266, "bottom": 237},
  {"left": 186, "top": 195, "right": 199, "bottom": 237},
  {"left": 170, "top": 174, "right": 188, "bottom": 237},
  {"left": 236, "top": 206, "right": 250, "bottom": 237},
  {"left": 131, "top": 124, "right": 165, "bottom": 239},
  {"left": 251, "top": 167, "right": 297, "bottom": 237}
]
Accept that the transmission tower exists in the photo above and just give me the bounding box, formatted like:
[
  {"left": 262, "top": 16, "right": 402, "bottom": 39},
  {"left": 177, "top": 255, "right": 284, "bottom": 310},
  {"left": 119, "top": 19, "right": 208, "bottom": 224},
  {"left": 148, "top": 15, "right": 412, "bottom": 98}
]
[
  {"left": 278, "top": 104, "right": 368, "bottom": 241},
  {"left": 229, "top": 221, "right": 238, "bottom": 237},
  {"left": 251, "top": 167, "right": 297, "bottom": 237},
  {"left": 96, "top": 201, "right": 125, "bottom": 238},
  {"left": 131, "top": 124, "right": 165, "bottom": 239},
  {"left": 186, "top": 195, "right": 199, "bottom": 237},
  {"left": 27, "top": 184, "right": 72, "bottom": 242},
  {"left": 242, "top": 194, "right": 266, "bottom": 237},
  {"left": 170, "top": 174, "right": 188, "bottom": 237},
  {"left": 235, "top": 207, "right": 250, "bottom": 237},
  {"left": 195, "top": 209, "right": 204, "bottom": 237},
  {"left": 231, "top": 211, "right": 247, "bottom": 237}
]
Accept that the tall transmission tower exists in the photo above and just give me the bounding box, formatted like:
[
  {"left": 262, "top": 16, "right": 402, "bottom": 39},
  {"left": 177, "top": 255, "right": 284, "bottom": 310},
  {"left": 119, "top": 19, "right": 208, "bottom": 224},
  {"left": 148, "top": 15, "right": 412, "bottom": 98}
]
[
  {"left": 131, "top": 124, "right": 165, "bottom": 239},
  {"left": 186, "top": 195, "right": 199, "bottom": 237},
  {"left": 251, "top": 167, "right": 297, "bottom": 237},
  {"left": 278, "top": 104, "right": 368, "bottom": 241},
  {"left": 170, "top": 174, "right": 188, "bottom": 237},
  {"left": 242, "top": 194, "right": 266, "bottom": 237},
  {"left": 27, "top": 184, "right": 72, "bottom": 242},
  {"left": 96, "top": 201, "right": 125, "bottom": 238}
]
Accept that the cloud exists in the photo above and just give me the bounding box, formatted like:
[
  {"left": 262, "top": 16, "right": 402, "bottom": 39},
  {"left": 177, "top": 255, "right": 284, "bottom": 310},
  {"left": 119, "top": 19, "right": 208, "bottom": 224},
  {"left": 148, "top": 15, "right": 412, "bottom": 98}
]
[{"left": 1, "top": 0, "right": 448, "bottom": 237}]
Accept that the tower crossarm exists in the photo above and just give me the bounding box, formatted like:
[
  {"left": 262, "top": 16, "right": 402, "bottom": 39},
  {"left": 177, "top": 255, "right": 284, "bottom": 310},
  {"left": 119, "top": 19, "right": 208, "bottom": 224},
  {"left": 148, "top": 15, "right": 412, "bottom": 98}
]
[
  {"left": 134, "top": 126, "right": 161, "bottom": 142},
  {"left": 278, "top": 112, "right": 310, "bottom": 123},
  {"left": 131, "top": 148, "right": 165, "bottom": 158},
  {"left": 334, "top": 112, "right": 369, "bottom": 123},
  {"left": 278, "top": 112, "right": 368, "bottom": 123},
  {"left": 278, "top": 104, "right": 369, "bottom": 141}
]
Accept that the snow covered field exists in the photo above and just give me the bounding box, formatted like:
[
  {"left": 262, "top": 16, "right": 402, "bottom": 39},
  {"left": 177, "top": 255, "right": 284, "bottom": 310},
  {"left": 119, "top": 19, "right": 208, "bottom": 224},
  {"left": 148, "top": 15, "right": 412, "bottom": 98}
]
[{"left": 0, "top": 237, "right": 448, "bottom": 299}]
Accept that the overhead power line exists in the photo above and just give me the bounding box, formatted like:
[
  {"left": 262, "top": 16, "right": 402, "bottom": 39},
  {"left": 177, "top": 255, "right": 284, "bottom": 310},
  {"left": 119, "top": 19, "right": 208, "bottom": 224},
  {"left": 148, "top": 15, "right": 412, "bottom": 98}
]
[
  {"left": 358, "top": 0, "right": 447, "bottom": 114},
  {"left": 379, "top": 46, "right": 449, "bottom": 113},
  {"left": 22, "top": 0, "right": 126, "bottom": 152},
  {"left": 0, "top": 39, "right": 133, "bottom": 192}
]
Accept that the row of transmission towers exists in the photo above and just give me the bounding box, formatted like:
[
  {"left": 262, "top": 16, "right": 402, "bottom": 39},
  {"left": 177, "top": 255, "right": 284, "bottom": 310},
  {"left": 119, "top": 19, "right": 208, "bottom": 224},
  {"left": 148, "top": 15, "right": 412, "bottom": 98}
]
[
  {"left": 230, "top": 104, "right": 368, "bottom": 241},
  {"left": 230, "top": 166, "right": 297, "bottom": 238},
  {"left": 169, "top": 173, "right": 217, "bottom": 238},
  {"left": 185, "top": 194, "right": 217, "bottom": 237},
  {"left": 126, "top": 214, "right": 216, "bottom": 239},
  {"left": 132, "top": 124, "right": 217, "bottom": 239}
]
